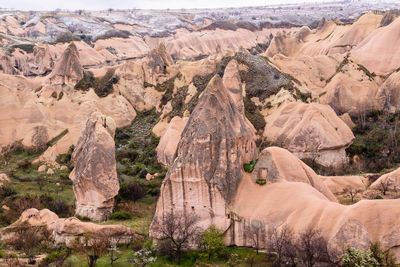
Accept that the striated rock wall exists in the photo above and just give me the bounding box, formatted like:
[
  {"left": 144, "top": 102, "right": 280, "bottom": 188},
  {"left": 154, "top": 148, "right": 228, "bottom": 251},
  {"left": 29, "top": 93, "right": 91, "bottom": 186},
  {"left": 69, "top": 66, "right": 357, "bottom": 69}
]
[
  {"left": 48, "top": 42, "right": 83, "bottom": 85},
  {"left": 69, "top": 112, "right": 119, "bottom": 221},
  {"left": 150, "top": 60, "right": 257, "bottom": 236}
]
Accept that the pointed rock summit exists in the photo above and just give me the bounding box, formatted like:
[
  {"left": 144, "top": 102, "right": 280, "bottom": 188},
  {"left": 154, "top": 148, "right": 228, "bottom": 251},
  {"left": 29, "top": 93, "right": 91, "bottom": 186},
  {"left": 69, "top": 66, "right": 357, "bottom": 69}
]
[
  {"left": 49, "top": 42, "right": 83, "bottom": 85},
  {"left": 69, "top": 112, "right": 119, "bottom": 221},
  {"left": 151, "top": 60, "right": 257, "bottom": 235}
]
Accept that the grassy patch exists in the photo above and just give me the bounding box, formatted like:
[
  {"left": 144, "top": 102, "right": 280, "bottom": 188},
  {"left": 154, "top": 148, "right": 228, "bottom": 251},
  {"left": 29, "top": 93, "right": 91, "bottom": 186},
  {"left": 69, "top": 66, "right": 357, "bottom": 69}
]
[{"left": 0, "top": 149, "right": 74, "bottom": 225}]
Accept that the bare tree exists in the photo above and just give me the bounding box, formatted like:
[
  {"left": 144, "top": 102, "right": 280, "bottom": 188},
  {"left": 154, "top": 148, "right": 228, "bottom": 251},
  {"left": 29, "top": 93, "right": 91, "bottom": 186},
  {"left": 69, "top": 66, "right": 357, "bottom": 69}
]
[
  {"left": 72, "top": 232, "right": 108, "bottom": 267},
  {"left": 5, "top": 223, "right": 52, "bottom": 265},
  {"left": 297, "top": 228, "right": 329, "bottom": 267},
  {"left": 152, "top": 211, "right": 200, "bottom": 264},
  {"left": 246, "top": 221, "right": 264, "bottom": 254},
  {"left": 343, "top": 188, "right": 362, "bottom": 203},
  {"left": 102, "top": 229, "right": 124, "bottom": 266},
  {"left": 379, "top": 178, "right": 393, "bottom": 196},
  {"left": 267, "top": 225, "right": 296, "bottom": 266}
]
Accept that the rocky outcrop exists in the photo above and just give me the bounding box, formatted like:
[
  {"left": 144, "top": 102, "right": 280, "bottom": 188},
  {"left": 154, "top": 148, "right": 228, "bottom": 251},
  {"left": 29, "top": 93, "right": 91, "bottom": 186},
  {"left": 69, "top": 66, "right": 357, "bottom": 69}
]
[
  {"left": 264, "top": 102, "right": 355, "bottom": 167},
  {"left": 1, "top": 209, "right": 134, "bottom": 247},
  {"left": 370, "top": 167, "right": 400, "bottom": 192},
  {"left": 69, "top": 112, "right": 119, "bottom": 221},
  {"left": 229, "top": 147, "right": 400, "bottom": 263},
  {"left": 320, "top": 175, "right": 367, "bottom": 194},
  {"left": 150, "top": 61, "right": 257, "bottom": 236},
  {"left": 156, "top": 116, "right": 188, "bottom": 166},
  {"left": 0, "top": 173, "right": 10, "bottom": 187},
  {"left": 48, "top": 42, "right": 83, "bottom": 85},
  {"left": 375, "top": 70, "right": 400, "bottom": 113}
]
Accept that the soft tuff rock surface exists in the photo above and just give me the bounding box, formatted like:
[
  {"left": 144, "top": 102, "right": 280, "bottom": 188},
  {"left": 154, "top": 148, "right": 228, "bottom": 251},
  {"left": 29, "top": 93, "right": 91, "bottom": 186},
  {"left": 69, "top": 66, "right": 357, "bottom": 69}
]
[
  {"left": 370, "top": 167, "right": 400, "bottom": 192},
  {"left": 48, "top": 42, "right": 83, "bottom": 85},
  {"left": 1, "top": 208, "right": 134, "bottom": 247},
  {"left": 150, "top": 61, "right": 257, "bottom": 236},
  {"left": 69, "top": 112, "right": 119, "bottom": 221},
  {"left": 229, "top": 147, "right": 400, "bottom": 263},
  {"left": 156, "top": 116, "right": 188, "bottom": 166},
  {"left": 264, "top": 102, "right": 355, "bottom": 167}
]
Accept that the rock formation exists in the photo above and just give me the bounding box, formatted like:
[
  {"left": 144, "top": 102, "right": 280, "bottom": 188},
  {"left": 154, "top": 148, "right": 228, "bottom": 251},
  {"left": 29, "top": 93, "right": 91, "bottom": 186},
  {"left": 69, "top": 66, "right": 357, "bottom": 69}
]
[
  {"left": 156, "top": 116, "right": 188, "bottom": 166},
  {"left": 370, "top": 167, "right": 400, "bottom": 192},
  {"left": 48, "top": 42, "right": 83, "bottom": 85},
  {"left": 228, "top": 147, "right": 400, "bottom": 262},
  {"left": 1, "top": 208, "right": 134, "bottom": 247},
  {"left": 69, "top": 112, "right": 119, "bottom": 221},
  {"left": 150, "top": 60, "right": 257, "bottom": 236},
  {"left": 264, "top": 102, "right": 355, "bottom": 167}
]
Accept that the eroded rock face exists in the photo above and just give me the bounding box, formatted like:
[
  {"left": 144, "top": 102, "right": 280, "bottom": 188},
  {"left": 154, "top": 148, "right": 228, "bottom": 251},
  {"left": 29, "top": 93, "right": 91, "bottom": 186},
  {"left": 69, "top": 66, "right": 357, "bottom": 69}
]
[
  {"left": 1, "top": 209, "right": 134, "bottom": 247},
  {"left": 150, "top": 64, "right": 257, "bottom": 236},
  {"left": 156, "top": 116, "right": 188, "bottom": 166},
  {"left": 264, "top": 102, "right": 354, "bottom": 167},
  {"left": 69, "top": 112, "right": 119, "bottom": 221},
  {"left": 370, "top": 167, "right": 400, "bottom": 192},
  {"left": 48, "top": 42, "right": 83, "bottom": 85},
  {"left": 229, "top": 147, "right": 400, "bottom": 263}
]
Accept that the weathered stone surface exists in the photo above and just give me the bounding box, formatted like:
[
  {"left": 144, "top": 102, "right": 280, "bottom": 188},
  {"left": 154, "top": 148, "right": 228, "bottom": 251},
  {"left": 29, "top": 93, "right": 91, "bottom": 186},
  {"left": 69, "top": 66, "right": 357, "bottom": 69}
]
[
  {"left": 150, "top": 63, "right": 257, "bottom": 236},
  {"left": 69, "top": 112, "right": 119, "bottom": 221},
  {"left": 370, "top": 167, "right": 400, "bottom": 192},
  {"left": 228, "top": 147, "right": 400, "bottom": 263},
  {"left": 156, "top": 116, "right": 188, "bottom": 166},
  {"left": 0, "top": 173, "right": 10, "bottom": 187},
  {"left": 264, "top": 102, "right": 354, "bottom": 167},
  {"left": 48, "top": 42, "right": 83, "bottom": 85},
  {"left": 1, "top": 208, "right": 134, "bottom": 247},
  {"left": 320, "top": 175, "right": 367, "bottom": 194}
]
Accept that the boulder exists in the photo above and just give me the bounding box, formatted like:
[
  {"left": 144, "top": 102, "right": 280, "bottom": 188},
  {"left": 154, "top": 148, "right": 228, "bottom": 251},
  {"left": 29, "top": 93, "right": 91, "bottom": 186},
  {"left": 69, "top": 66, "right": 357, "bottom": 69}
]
[
  {"left": 69, "top": 112, "right": 119, "bottom": 221},
  {"left": 38, "top": 165, "right": 46, "bottom": 172},
  {"left": 264, "top": 102, "right": 355, "bottom": 168},
  {"left": 1, "top": 208, "right": 134, "bottom": 247},
  {"left": 150, "top": 61, "right": 257, "bottom": 237},
  {"left": 0, "top": 173, "right": 10, "bottom": 187},
  {"left": 156, "top": 116, "right": 188, "bottom": 166}
]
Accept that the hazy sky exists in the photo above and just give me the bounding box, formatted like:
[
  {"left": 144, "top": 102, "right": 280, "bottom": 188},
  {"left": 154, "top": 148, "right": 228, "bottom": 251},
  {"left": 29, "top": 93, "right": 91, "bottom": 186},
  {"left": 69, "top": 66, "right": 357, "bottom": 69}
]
[{"left": 0, "top": 0, "right": 331, "bottom": 11}]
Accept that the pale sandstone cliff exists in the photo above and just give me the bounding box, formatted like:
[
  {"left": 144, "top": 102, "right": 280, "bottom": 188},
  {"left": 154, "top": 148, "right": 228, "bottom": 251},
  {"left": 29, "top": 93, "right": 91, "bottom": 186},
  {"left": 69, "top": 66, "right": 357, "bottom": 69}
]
[{"left": 69, "top": 112, "right": 119, "bottom": 221}]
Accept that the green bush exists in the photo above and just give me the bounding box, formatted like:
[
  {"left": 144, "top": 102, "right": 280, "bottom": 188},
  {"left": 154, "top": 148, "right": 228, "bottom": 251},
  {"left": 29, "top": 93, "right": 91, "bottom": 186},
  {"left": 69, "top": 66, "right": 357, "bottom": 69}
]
[
  {"left": 109, "top": 210, "right": 132, "bottom": 220},
  {"left": 41, "top": 248, "right": 70, "bottom": 265},
  {"left": 0, "top": 249, "right": 4, "bottom": 258},
  {"left": 375, "top": 195, "right": 383, "bottom": 199},
  {"left": 200, "top": 225, "right": 226, "bottom": 260},
  {"left": 118, "top": 181, "right": 146, "bottom": 202},
  {"left": 244, "top": 97, "right": 266, "bottom": 131},
  {"left": 243, "top": 160, "right": 257, "bottom": 173},
  {"left": 342, "top": 247, "right": 379, "bottom": 267},
  {"left": 256, "top": 179, "right": 266, "bottom": 185},
  {"left": 370, "top": 241, "right": 396, "bottom": 266}
]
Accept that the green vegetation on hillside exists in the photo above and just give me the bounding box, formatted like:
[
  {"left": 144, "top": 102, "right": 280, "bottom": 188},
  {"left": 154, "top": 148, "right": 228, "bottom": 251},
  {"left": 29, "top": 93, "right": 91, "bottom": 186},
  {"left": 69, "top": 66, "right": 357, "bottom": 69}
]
[{"left": 75, "top": 69, "right": 119, "bottom": 97}]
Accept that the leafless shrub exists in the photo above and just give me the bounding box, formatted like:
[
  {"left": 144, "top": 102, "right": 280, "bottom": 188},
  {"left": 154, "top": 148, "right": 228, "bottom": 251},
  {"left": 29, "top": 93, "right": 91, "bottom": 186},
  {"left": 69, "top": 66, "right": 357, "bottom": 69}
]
[
  {"left": 245, "top": 221, "right": 264, "bottom": 254},
  {"left": 152, "top": 211, "right": 200, "bottom": 264},
  {"left": 297, "top": 228, "right": 329, "bottom": 267},
  {"left": 379, "top": 178, "right": 393, "bottom": 195},
  {"left": 267, "top": 225, "right": 296, "bottom": 266},
  {"left": 343, "top": 188, "right": 362, "bottom": 203}
]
